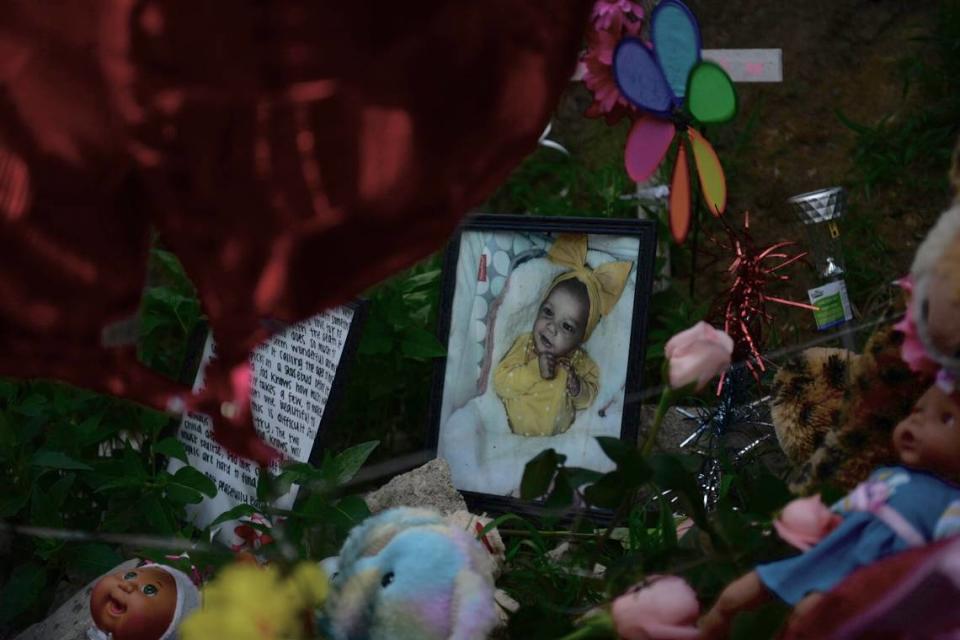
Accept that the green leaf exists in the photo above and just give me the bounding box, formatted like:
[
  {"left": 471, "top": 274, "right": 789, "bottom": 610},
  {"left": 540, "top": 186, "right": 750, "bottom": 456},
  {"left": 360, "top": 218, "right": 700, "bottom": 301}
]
[
  {"left": 48, "top": 472, "right": 76, "bottom": 509},
  {"left": 140, "top": 493, "right": 176, "bottom": 535},
  {"left": 738, "top": 470, "right": 791, "bottom": 516},
  {"left": 171, "top": 466, "right": 217, "bottom": 498},
  {"left": 31, "top": 483, "right": 64, "bottom": 528},
  {"left": 30, "top": 449, "right": 93, "bottom": 471},
  {"left": 154, "top": 437, "right": 188, "bottom": 464},
  {"left": 119, "top": 447, "right": 148, "bottom": 479},
  {"left": 564, "top": 467, "right": 604, "bottom": 490},
  {"left": 67, "top": 543, "right": 123, "bottom": 578},
  {"left": 0, "top": 413, "right": 16, "bottom": 452},
  {"left": 281, "top": 462, "right": 323, "bottom": 483},
  {"left": 93, "top": 477, "right": 147, "bottom": 494},
  {"left": 544, "top": 470, "right": 574, "bottom": 509},
  {"left": 76, "top": 415, "right": 117, "bottom": 448},
  {"left": 398, "top": 269, "right": 441, "bottom": 292},
  {"left": 583, "top": 471, "right": 626, "bottom": 509},
  {"left": 358, "top": 325, "right": 393, "bottom": 356},
  {"left": 15, "top": 394, "right": 49, "bottom": 418},
  {"left": 0, "top": 379, "right": 18, "bottom": 403},
  {"left": 595, "top": 436, "right": 634, "bottom": 464},
  {"left": 164, "top": 483, "right": 204, "bottom": 505},
  {"left": 0, "top": 562, "right": 46, "bottom": 623},
  {"left": 658, "top": 494, "right": 678, "bottom": 547},
  {"left": 210, "top": 504, "right": 260, "bottom": 528},
  {"left": 595, "top": 437, "right": 651, "bottom": 487},
  {"left": 0, "top": 493, "right": 29, "bottom": 518},
  {"left": 329, "top": 495, "right": 371, "bottom": 531},
  {"left": 328, "top": 441, "right": 379, "bottom": 485},
  {"left": 297, "top": 493, "right": 329, "bottom": 520},
  {"left": 520, "top": 449, "right": 564, "bottom": 500},
  {"left": 400, "top": 327, "right": 446, "bottom": 359}
]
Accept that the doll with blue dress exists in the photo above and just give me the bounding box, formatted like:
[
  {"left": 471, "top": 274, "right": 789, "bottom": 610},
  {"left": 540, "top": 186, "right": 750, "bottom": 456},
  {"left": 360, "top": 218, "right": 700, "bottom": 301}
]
[{"left": 700, "top": 382, "right": 960, "bottom": 639}]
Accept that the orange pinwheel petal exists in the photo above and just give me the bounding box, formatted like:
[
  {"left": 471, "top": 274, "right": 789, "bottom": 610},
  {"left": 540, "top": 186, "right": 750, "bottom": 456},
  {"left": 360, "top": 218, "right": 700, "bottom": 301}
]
[{"left": 670, "top": 143, "right": 691, "bottom": 244}]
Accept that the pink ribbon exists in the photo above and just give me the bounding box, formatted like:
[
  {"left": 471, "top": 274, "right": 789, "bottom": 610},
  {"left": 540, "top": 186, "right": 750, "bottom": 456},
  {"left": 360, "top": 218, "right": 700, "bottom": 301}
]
[{"left": 846, "top": 480, "right": 926, "bottom": 548}]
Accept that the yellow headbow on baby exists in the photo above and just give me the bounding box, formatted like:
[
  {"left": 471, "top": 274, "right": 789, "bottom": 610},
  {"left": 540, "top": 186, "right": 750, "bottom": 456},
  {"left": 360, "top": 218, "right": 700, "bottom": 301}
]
[{"left": 546, "top": 233, "right": 633, "bottom": 339}]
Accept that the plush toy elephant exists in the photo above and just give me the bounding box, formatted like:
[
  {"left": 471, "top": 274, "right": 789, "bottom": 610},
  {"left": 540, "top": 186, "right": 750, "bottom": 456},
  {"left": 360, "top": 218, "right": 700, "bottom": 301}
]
[{"left": 320, "top": 507, "right": 498, "bottom": 640}]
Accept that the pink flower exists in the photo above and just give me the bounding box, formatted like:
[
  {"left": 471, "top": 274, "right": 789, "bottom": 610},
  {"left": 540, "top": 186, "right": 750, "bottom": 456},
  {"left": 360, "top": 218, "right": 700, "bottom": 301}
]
[
  {"left": 580, "top": 6, "right": 643, "bottom": 122},
  {"left": 773, "top": 495, "right": 843, "bottom": 551},
  {"left": 612, "top": 576, "right": 701, "bottom": 640},
  {"left": 664, "top": 322, "right": 734, "bottom": 391},
  {"left": 230, "top": 513, "right": 276, "bottom": 552},
  {"left": 894, "top": 276, "right": 940, "bottom": 376},
  {"left": 592, "top": 0, "right": 644, "bottom": 30}
]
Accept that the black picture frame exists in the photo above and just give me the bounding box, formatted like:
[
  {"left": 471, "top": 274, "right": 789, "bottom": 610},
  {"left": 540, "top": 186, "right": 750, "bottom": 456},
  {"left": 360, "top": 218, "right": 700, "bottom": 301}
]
[
  {"left": 307, "top": 300, "right": 368, "bottom": 465},
  {"left": 427, "top": 214, "right": 657, "bottom": 517}
]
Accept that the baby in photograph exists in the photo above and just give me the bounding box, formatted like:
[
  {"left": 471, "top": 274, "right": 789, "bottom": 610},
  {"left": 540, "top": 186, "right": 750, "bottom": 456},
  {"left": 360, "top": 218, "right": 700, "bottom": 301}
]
[{"left": 493, "top": 234, "right": 632, "bottom": 437}]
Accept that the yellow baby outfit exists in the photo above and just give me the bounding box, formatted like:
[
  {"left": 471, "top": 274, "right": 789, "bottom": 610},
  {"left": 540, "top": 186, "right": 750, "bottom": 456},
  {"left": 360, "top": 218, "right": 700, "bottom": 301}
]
[
  {"left": 494, "top": 333, "right": 599, "bottom": 436},
  {"left": 493, "top": 234, "right": 632, "bottom": 437}
]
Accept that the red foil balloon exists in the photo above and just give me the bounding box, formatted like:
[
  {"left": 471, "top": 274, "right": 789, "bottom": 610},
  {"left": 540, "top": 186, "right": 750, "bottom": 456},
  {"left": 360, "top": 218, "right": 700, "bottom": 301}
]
[{"left": 0, "top": 0, "right": 592, "bottom": 464}]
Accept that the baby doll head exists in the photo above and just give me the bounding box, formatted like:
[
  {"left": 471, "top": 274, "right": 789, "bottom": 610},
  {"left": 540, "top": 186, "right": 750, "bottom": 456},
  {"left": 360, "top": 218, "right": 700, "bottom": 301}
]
[
  {"left": 533, "top": 278, "right": 589, "bottom": 357},
  {"left": 893, "top": 384, "right": 960, "bottom": 477},
  {"left": 90, "top": 562, "right": 200, "bottom": 640}
]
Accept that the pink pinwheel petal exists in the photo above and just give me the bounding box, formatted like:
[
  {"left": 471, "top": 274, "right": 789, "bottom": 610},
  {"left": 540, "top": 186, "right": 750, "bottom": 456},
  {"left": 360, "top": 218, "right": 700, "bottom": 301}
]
[{"left": 625, "top": 116, "right": 675, "bottom": 183}]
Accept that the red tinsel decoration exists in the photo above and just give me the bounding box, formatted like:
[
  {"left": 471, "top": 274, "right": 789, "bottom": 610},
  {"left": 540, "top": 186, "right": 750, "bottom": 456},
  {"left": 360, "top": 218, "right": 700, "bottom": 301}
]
[{"left": 715, "top": 212, "right": 817, "bottom": 385}]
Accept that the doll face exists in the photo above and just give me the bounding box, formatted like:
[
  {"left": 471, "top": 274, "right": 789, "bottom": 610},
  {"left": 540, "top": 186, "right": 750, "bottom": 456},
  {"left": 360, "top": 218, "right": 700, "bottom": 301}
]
[
  {"left": 90, "top": 567, "right": 176, "bottom": 640},
  {"left": 533, "top": 281, "right": 589, "bottom": 357},
  {"left": 893, "top": 386, "right": 960, "bottom": 476}
]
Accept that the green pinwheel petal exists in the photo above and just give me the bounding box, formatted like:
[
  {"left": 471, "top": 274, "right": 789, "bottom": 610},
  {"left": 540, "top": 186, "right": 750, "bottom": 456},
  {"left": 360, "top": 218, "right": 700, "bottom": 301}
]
[{"left": 687, "top": 61, "right": 737, "bottom": 124}]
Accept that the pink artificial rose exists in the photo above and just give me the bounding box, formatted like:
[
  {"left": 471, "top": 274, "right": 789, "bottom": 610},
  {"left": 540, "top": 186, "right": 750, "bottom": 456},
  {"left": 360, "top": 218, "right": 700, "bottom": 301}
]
[
  {"left": 773, "top": 495, "right": 843, "bottom": 551},
  {"left": 664, "top": 322, "right": 734, "bottom": 391},
  {"left": 612, "top": 576, "right": 701, "bottom": 640}
]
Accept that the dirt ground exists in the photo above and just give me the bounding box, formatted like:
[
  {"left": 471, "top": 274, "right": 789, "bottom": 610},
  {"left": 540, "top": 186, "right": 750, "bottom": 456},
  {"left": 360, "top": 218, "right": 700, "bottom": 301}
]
[{"left": 553, "top": 0, "right": 949, "bottom": 348}]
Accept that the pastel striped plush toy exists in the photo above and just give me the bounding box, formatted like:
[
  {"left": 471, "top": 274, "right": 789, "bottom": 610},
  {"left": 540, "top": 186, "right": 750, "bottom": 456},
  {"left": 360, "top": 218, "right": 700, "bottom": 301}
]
[{"left": 320, "top": 508, "right": 498, "bottom": 640}]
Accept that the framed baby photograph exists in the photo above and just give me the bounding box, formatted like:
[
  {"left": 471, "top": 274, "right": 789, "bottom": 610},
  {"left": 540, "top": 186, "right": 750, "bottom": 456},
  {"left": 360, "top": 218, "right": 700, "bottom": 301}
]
[{"left": 429, "top": 214, "right": 657, "bottom": 515}]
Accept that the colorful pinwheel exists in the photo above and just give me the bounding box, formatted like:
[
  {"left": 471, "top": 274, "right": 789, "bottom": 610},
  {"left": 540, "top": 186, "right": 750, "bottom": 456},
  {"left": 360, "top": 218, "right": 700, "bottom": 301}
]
[{"left": 612, "top": 0, "right": 737, "bottom": 243}]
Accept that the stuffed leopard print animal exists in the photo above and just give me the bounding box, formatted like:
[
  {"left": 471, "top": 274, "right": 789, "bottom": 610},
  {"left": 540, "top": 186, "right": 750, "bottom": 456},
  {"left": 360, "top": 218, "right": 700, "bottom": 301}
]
[{"left": 771, "top": 325, "right": 928, "bottom": 495}]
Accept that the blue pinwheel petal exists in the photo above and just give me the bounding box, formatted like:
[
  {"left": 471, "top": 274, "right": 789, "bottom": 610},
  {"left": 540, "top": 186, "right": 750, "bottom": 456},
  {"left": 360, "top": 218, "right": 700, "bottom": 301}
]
[
  {"left": 612, "top": 38, "right": 673, "bottom": 116},
  {"left": 652, "top": 0, "right": 701, "bottom": 102}
]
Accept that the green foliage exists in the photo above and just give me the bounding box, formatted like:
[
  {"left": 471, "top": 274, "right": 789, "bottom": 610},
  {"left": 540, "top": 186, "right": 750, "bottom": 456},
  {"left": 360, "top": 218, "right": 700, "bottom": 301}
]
[
  {"left": 486, "top": 147, "right": 640, "bottom": 219},
  {"left": 0, "top": 377, "right": 208, "bottom": 627},
  {"left": 835, "top": 2, "right": 960, "bottom": 307},
  {"left": 325, "top": 260, "right": 444, "bottom": 459},
  {"left": 0, "top": 563, "right": 46, "bottom": 624},
  {"left": 247, "top": 441, "right": 380, "bottom": 559},
  {"left": 837, "top": 0, "right": 960, "bottom": 198},
  {"left": 138, "top": 246, "right": 206, "bottom": 382},
  {"left": 502, "top": 440, "right": 795, "bottom": 638},
  {"left": 0, "top": 241, "right": 219, "bottom": 632}
]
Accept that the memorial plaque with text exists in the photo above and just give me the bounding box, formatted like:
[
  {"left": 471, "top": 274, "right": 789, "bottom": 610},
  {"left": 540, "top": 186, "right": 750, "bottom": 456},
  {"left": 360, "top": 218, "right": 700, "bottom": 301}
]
[{"left": 168, "top": 304, "right": 363, "bottom": 542}]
